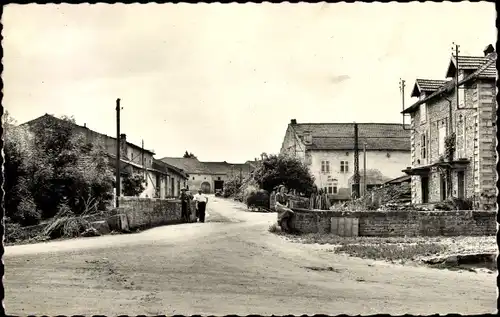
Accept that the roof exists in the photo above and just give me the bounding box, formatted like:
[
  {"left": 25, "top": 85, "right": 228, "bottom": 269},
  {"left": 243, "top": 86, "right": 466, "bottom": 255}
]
[
  {"left": 291, "top": 123, "right": 410, "bottom": 151},
  {"left": 384, "top": 174, "right": 411, "bottom": 185},
  {"left": 152, "top": 158, "right": 188, "bottom": 178},
  {"left": 445, "top": 55, "right": 497, "bottom": 78},
  {"left": 403, "top": 52, "right": 497, "bottom": 114},
  {"left": 159, "top": 157, "right": 212, "bottom": 174},
  {"left": 410, "top": 79, "right": 448, "bottom": 97},
  {"left": 160, "top": 157, "right": 253, "bottom": 175},
  {"left": 22, "top": 114, "right": 155, "bottom": 155},
  {"left": 347, "top": 169, "right": 393, "bottom": 185}
]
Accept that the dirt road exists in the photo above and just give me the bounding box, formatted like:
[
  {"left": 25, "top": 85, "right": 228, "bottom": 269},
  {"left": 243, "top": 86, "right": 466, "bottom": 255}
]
[{"left": 4, "top": 196, "right": 497, "bottom": 315}]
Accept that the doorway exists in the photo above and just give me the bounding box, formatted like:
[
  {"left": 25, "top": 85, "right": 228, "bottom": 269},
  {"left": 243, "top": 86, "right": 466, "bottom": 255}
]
[
  {"left": 457, "top": 171, "right": 465, "bottom": 199},
  {"left": 201, "top": 182, "right": 211, "bottom": 193},
  {"left": 440, "top": 174, "right": 447, "bottom": 201},
  {"left": 421, "top": 176, "right": 429, "bottom": 204},
  {"left": 214, "top": 180, "right": 224, "bottom": 191}
]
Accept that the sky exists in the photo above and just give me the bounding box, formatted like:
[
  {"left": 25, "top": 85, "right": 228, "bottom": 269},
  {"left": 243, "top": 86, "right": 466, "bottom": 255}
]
[{"left": 2, "top": 2, "right": 496, "bottom": 163}]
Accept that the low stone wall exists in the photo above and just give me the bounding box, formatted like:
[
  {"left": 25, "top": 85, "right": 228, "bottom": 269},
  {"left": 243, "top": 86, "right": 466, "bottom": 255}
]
[
  {"left": 116, "top": 196, "right": 197, "bottom": 230},
  {"left": 290, "top": 208, "right": 497, "bottom": 237}
]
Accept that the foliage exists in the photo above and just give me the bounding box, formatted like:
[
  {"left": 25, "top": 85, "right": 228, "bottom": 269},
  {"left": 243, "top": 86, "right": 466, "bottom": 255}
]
[
  {"left": 183, "top": 151, "right": 197, "bottom": 158},
  {"left": 434, "top": 197, "right": 474, "bottom": 211},
  {"left": 4, "top": 112, "right": 114, "bottom": 224},
  {"left": 252, "top": 154, "right": 315, "bottom": 195},
  {"left": 222, "top": 176, "right": 243, "bottom": 198},
  {"left": 444, "top": 133, "right": 456, "bottom": 162},
  {"left": 246, "top": 189, "right": 270, "bottom": 210},
  {"left": 122, "top": 173, "right": 146, "bottom": 197}
]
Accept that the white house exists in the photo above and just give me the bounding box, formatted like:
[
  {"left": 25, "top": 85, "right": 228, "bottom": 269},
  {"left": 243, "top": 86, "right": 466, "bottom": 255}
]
[{"left": 280, "top": 120, "right": 411, "bottom": 200}]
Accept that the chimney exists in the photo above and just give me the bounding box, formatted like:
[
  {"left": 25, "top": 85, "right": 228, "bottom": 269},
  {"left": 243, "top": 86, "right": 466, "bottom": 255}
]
[
  {"left": 483, "top": 44, "right": 495, "bottom": 57},
  {"left": 84, "top": 123, "right": 87, "bottom": 128},
  {"left": 303, "top": 131, "right": 312, "bottom": 145},
  {"left": 290, "top": 119, "right": 297, "bottom": 125},
  {"left": 120, "top": 133, "right": 127, "bottom": 158}
]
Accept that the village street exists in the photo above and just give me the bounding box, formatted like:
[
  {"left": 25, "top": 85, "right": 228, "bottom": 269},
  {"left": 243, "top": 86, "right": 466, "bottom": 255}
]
[{"left": 4, "top": 197, "right": 496, "bottom": 315}]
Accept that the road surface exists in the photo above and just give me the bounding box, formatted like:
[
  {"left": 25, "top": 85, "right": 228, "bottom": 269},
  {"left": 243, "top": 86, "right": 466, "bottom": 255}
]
[{"left": 4, "top": 196, "right": 497, "bottom": 315}]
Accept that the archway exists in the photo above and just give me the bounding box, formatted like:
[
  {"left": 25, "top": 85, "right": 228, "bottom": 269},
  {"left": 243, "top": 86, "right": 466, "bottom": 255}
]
[{"left": 201, "top": 182, "right": 211, "bottom": 194}]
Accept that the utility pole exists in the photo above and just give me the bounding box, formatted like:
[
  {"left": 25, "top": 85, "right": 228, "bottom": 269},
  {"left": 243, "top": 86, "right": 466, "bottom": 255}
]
[
  {"left": 115, "top": 98, "right": 121, "bottom": 208},
  {"left": 453, "top": 42, "right": 460, "bottom": 109},
  {"left": 363, "top": 142, "right": 367, "bottom": 197},
  {"left": 352, "top": 123, "right": 360, "bottom": 199},
  {"left": 142, "top": 139, "right": 146, "bottom": 178}
]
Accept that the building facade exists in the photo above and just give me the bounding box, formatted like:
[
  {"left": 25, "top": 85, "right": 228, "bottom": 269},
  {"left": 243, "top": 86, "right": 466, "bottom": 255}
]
[
  {"left": 402, "top": 45, "right": 497, "bottom": 210},
  {"left": 22, "top": 114, "right": 188, "bottom": 199},
  {"left": 280, "top": 120, "right": 411, "bottom": 200},
  {"left": 160, "top": 157, "right": 253, "bottom": 193}
]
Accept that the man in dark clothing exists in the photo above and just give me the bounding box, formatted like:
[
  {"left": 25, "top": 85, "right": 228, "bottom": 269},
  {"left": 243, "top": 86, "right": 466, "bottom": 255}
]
[{"left": 180, "top": 188, "right": 191, "bottom": 223}]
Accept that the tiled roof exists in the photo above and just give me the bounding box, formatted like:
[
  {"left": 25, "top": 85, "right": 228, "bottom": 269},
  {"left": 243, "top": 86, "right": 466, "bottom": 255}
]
[
  {"left": 152, "top": 158, "right": 188, "bottom": 178},
  {"left": 203, "top": 162, "right": 232, "bottom": 174},
  {"left": 446, "top": 54, "right": 497, "bottom": 78},
  {"left": 159, "top": 157, "right": 212, "bottom": 174},
  {"left": 292, "top": 123, "right": 410, "bottom": 151},
  {"left": 403, "top": 52, "right": 497, "bottom": 114},
  {"left": 411, "top": 79, "right": 448, "bottom": 97}
]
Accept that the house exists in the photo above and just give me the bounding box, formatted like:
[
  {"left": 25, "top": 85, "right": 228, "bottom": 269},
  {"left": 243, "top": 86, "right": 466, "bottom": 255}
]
[
  {"left": 160, "top": 157, "right": 253, "bottom": 193},
  {"left": 22, "top": 114, "right": 188, "bottom": 199},
  {"left": 401, "top": 44, "right": 497, "bottom": 209},
  {"left": 280, "top": 120, "right": 411, "bottom": 200}
]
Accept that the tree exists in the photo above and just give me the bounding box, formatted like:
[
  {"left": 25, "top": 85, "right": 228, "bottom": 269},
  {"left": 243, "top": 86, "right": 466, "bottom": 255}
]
[
  {"left": 252, "top": 154, "right": 315, "bottom": 195},
  {"left": 183, "top": 151, "right": 197, "bottom": 159},
  {"left": 4, "top": 113, "right": 114, "bottom": 224},
  {"left": 122, "top": 173, "right": 146, "bottom": 197}
]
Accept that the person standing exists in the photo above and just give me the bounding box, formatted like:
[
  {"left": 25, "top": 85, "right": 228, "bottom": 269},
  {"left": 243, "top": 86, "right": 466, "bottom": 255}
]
[
  {"left": 179, "top": 188, "right": 190, "bottom": 223},
  {"left": 193, "top": 189, "right": 208, "bottom": 223}
]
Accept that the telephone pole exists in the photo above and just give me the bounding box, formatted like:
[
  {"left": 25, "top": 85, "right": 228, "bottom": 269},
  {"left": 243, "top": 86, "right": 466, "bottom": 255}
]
[
  {"left": 363, "top": 143, "right": 367, "bottom": 196},
  {"left": 352, "top": 123, "right": 360, "bottom": 199},
  {"left": 116, "top": 98, "right": 121, "bottom": 208},
  {"left": 453, "top": 42, "right": 460, "bottom": 108}
]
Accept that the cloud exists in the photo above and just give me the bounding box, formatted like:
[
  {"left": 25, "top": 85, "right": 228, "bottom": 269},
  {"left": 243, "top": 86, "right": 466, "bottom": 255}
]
[{"left": 329, "top": 75, "right": 351, "bottom": 84}]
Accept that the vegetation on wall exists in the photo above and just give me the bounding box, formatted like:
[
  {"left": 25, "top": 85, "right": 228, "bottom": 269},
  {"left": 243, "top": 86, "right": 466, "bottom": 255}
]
[{"left": 444, "top": 133, "right": 456, "bottom": 162}]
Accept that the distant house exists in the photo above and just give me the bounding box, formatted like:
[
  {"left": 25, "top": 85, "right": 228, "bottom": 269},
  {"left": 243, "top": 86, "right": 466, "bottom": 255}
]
[
  {"left": 22, "top": 114, "right": 188, "bottom": 198},
  {"left": 280, "top": 120, "right": 411, "bottom": 200},
  {"left": 401, "top": 44, "right": 497, "bottom": 209},
  {"left": 160, "top": 157, "right": 253, "bottom": 193}
]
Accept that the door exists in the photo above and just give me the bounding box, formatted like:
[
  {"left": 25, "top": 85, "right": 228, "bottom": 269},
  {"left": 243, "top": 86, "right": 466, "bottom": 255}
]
[
  {"left": 201, "top": 182, "right": 211, "bottom": 193},
  {"left": 214, "top": 180, "right": 224, "bottom": 191},
  {"left": 457, "top": 171, "right": 465, "bottom": 199},
  {"left": 421, "top": 176, "right": 429, "bottom": 204},
  {"left": 440, "top": 174, "right": 447, "bottom": 201}
]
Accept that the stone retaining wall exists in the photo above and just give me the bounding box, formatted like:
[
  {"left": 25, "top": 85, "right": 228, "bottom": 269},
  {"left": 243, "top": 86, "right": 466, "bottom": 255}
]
[
  {"left": 290, "top": 208, "right": 497, "bottom": 236},
  {"left": 116, "top": 196, "right": 197, "bottom": 230}
]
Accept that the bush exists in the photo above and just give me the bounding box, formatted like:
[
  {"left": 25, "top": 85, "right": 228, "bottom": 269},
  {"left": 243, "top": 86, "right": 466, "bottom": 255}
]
[
  {"left": 252, "top": 154, "right": 315, "bottom": 195},
  {"left": 17, "top": 197, "right": 42, "bottom": 226},
  {"left": 435, "top": 197, "right": 473, "bottom": 211},
  {"left": 122, "top": 173, "right": 146, "bottom": 197},
  {"left": 223, "top": 176, "right": 243, "bottom": 198},
  {"left": 246, "top": 189, "right": 270, "bottom": 210}
]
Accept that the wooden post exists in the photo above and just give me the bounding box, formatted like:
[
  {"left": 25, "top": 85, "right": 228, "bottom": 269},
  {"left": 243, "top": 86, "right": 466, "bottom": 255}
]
[{"left": 115, "top": 98, "right": 121, "bottom": 207}]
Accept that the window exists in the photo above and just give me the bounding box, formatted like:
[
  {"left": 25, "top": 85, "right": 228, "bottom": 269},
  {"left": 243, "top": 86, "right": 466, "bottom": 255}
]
[
  {"left": 321, "top": 161, "right": 330, "bottom": 173},
  {"left": 420, "top": 132, "right": 427, "bottom": 160},
  {"left": 458, "top": 86, "right": 465, "bottom": 107},
  {"left": 420, "top": 103, "right": 427, "bottom": 123},
  {"left": 438, "top": 124, "right": 447, "bottom": 155},
  {"left": 462, "top": 117, "right": 467, "bottom": 158},
  {"left": 340, "top": 161, "right": 349, "bottom": 173},
  {"left": 192, "top": 177, "right": 195, "bottom": 180},
  {"left": 218, "top": 177, "right": 221, "bottom": 180},
  {"left": 327, "top": 179, "right": 338, "bottom": 194}
]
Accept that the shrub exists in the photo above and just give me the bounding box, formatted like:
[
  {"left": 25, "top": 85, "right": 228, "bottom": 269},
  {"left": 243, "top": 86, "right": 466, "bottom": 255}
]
[
  {"left": 252, "top": 154, "right": 315, "bottom": 195},
  {"left": 435, "top": 197, "right": 473, "bottom": 211},
  {"left": 246, "top": 189, "right": 270, "bottom": 210},
  {"left": 223, "top": 176, "right": 243, "bottom": 198},
  {"left": 122, "top": 173, "right": 146, "bottom": 197},
  {"left": 17, "top": 197, "right": 42, "bottom": 226}
]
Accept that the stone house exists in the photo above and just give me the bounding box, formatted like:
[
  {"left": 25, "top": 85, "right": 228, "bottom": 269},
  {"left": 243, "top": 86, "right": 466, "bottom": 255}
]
[
  {"left": 21, "top": 114, "right": 188, "bottom": 199},
  {"left": 280, "top": 120, "right": 411, "bottom": 200},
  {"left": 401, "top": 44, "right": 497, "bottom": 209},
  {"left": 160, "top": 157, "right": 253, "bottom": 193}
]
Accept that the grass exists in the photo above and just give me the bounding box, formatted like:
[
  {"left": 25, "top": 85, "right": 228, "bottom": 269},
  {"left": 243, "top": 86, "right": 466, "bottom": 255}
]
[{"left": 274, "top": 231, "right": 497, "bottom": 269}]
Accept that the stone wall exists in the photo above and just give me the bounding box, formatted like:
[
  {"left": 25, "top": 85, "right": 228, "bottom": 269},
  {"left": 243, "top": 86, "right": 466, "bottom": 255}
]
[
  {"left": 117, "top": 197, "right": 197, "bottom": 230},
  {"left": 289, "top": 208, "right": 496, "bottom": 237}
]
